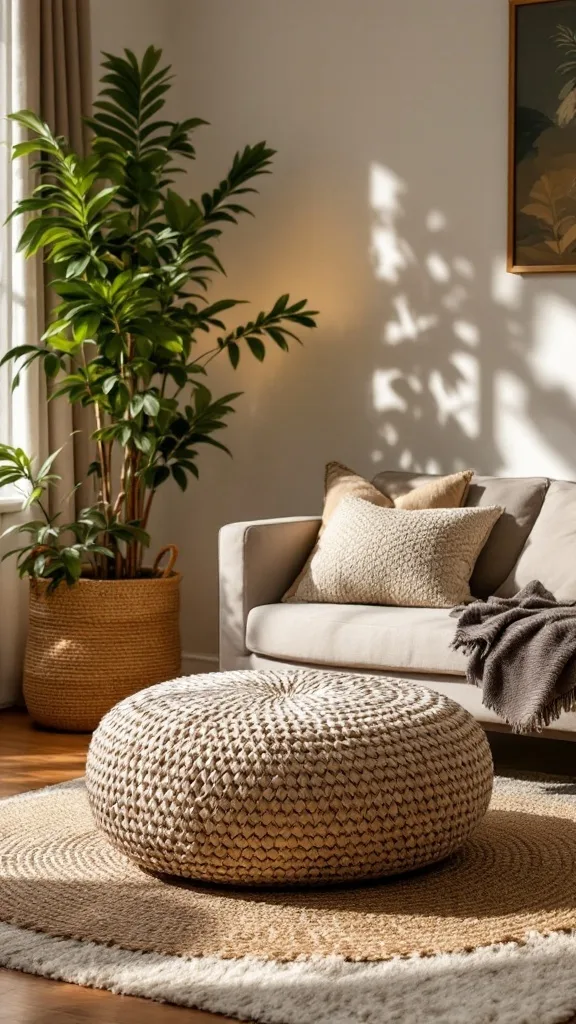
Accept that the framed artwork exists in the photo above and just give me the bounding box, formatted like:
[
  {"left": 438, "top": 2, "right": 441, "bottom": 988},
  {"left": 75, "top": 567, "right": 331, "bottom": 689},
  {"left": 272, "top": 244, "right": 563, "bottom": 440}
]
[{"left": 509, "top": 0, "right": 576, "bottom": 272}]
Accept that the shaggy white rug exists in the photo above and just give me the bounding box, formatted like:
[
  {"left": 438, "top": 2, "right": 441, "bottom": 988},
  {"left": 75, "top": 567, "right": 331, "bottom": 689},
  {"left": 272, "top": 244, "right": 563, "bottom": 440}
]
[
  {"left": 2, "top": 921, "right": 576, "bottom": 1024},
  {"left": 1, "top": 776, "right": 576, "bottom": 1024}
]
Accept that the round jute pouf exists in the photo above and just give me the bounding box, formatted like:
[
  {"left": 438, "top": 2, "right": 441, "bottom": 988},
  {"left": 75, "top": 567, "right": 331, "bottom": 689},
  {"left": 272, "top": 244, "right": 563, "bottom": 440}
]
[{"left": 85, "top": 669, "right": 494, "bottom": 886}]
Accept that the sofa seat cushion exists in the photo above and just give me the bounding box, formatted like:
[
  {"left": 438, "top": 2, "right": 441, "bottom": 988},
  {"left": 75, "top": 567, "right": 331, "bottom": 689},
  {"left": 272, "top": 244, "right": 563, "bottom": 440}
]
[{"left": 246, "top": 603, "right": 468, "bottom": 675}]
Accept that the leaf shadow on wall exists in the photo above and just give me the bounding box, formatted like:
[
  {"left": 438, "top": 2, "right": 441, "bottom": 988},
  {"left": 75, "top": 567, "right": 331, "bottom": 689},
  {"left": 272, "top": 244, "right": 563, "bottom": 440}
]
[{"left": 368, "top": 162, "right": 576, "bottom": 480}]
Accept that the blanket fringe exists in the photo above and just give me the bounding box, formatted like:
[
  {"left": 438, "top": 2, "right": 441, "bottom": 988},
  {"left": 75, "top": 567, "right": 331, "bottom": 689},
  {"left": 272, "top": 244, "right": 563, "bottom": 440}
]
[
  {"left": 511, "top": 691, "right": 576, "bottom": 735},
  {"left": 451, "top": 630, "right": 488, "bottom": 658}
]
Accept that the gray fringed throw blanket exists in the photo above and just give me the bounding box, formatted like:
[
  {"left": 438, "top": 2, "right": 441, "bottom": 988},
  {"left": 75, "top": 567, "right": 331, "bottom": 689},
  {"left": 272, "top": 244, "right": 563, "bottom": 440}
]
[{"left": 451, "top": 580, "right": 576, "bottom": 733}]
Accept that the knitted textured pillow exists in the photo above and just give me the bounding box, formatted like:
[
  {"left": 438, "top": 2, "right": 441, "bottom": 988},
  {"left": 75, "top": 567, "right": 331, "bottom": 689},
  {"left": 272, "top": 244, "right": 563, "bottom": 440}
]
[
  {"left": 283, "top": 463, "right": 474, "bottom": 601},
  {"left": 285, "top": 497, "right": 503, "bottom": 608}
]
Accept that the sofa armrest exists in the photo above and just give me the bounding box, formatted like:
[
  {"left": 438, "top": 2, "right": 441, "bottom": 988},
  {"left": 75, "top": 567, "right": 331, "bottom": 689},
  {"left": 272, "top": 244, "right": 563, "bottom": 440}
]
[{"left": 219, "top": 516, "right": 321, "bottom": 670}]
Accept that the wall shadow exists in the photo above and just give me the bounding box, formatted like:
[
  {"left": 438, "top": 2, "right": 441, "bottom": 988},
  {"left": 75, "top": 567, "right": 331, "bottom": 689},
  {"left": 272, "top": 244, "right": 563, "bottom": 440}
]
[
  {"left": 141, "top": 0, "right": 576, "bottom": 657},
  {"left": 368, "top": 162, "right": 576, "bottom": 481}
]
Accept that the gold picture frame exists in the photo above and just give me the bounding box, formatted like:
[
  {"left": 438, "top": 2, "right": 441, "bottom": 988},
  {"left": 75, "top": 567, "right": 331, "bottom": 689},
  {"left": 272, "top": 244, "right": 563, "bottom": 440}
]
[{"left": 508, "top": 0, "right": 576, "bottom": 272}]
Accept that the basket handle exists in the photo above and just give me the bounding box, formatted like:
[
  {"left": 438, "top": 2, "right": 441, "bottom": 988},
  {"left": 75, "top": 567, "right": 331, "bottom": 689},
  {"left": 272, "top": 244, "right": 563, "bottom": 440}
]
[{"left": 152, "top": 545, "right": 179, "bottom": 578}]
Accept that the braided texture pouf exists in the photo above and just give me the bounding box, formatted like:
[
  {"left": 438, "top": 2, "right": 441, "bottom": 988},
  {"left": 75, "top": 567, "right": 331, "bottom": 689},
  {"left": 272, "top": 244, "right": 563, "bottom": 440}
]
[{"left": 85, "top": 669, "right": 494, "bottom": 886}]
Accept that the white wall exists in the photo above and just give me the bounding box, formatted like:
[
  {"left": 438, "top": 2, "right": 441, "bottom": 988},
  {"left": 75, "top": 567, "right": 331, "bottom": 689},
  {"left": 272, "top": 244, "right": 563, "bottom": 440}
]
[{"left": 91, "top": 0, "right": 576, "bottom": 665}]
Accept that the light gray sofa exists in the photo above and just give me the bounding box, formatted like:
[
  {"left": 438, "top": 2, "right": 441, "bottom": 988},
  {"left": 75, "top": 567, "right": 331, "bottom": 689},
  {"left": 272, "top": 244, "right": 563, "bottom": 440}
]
[{"left": 219, "top": 471, "right": 576, "bottom": 740}]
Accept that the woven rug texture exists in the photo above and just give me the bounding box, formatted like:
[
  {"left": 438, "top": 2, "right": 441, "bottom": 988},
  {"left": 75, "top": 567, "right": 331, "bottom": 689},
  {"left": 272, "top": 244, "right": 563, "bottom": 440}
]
[{"left": 1, "top": 774, "right": 576, "bottom": 1023}]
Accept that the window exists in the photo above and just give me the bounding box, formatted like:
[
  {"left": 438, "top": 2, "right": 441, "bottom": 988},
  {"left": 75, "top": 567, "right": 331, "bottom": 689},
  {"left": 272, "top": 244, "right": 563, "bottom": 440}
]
[
  {"left": 0, "top": 0, "right": 42, "bottom": 463},
  {"left": 0, "top": 0, "right": 13, "bottom": 445}
]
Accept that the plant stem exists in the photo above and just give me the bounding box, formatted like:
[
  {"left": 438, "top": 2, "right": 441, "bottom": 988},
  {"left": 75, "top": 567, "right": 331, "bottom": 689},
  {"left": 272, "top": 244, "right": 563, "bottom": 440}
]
[
  {"left": 36, "top": 498, "right": 52, "bottom": 524},
  {"left": 141, "top": 487, "right": 155, "bottom": 531},
  {"left": 94, "top": 404, "right": 111, "bottom": 506},
  {"left": 135, "top": 485, "right": 155, "bottom": 571},
  {"left": 124, "top": 446, "right": 140, "bottom": 576},
  {"left": 196, "top": 345, "right": 222, "bottom": 366}
]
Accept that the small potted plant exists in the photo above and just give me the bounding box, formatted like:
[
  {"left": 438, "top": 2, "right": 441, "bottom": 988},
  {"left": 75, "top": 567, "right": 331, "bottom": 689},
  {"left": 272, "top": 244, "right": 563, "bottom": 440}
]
[{"left": 0, "top": 46, "right": 318, "bottom": 731}]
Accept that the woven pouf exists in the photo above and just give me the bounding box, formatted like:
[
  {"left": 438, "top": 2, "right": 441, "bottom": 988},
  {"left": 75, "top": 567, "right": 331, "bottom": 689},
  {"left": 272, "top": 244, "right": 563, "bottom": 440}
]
[{"left": 85, "top": 669, "right": 494, "bottom": 886}]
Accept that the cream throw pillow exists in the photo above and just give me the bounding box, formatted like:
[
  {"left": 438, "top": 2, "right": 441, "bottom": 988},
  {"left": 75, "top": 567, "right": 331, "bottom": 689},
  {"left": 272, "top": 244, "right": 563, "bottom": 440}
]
[
  {"left": 283, "top": 462, "right": 474, "bottom": 601},
  {"left": 285, "top": 497, "right": 503, "bottom": 608}
]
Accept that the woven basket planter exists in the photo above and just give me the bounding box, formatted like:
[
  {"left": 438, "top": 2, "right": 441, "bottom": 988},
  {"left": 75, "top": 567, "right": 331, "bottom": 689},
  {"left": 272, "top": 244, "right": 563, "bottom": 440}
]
[{"left": 23, "top": 571, "right": 181, "bottom": 732}]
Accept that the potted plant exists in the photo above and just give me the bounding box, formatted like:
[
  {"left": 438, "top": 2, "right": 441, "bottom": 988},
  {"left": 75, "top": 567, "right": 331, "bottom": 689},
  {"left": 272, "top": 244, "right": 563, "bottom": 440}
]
[{"left": 0, "top": 46, "right": 318, "bottom": 731}]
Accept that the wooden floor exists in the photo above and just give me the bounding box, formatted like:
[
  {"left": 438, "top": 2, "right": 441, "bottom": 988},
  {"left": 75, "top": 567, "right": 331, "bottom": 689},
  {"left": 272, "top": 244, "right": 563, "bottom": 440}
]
[{"left": 0, "top": 709, "right": 237, "bottom": 1024}]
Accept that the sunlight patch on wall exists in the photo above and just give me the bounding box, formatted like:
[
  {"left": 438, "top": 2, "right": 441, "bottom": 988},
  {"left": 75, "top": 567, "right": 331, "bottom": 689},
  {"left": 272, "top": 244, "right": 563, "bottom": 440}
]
[
  {"left": 369, "top": 162, "right": 481, "bottom": 473},
  {"left": 370, "top": 163, "right": 413, "bottom": 285},
  {"left": 495, "top": 370, "right": 575, "bottom": 478},
  {"left": 530, "top": 292, "right": 576, "bottom": 403},
  {"left": 385, "top": 295, "right": 439, "bottom": 344},
  {"left": 426, "top": 253, "right": 451, "bottom": 283},
  {"left": 426, "top": 210, "right": 447, "bottom": 232},
  {"left": 452, "top": 320, "right": 479, "bottom": 347},
  {"left": 453, "top": 256, "right": 474, "bottom": 280},
  {"left": 429, "top": 352, "right": 479, "bottom": 440},
  {"left": 372, "top": 369, "right": 408, "bottom": 413},
  {"left": 492, "top": 256, "right": 523, "bottom": 310}
]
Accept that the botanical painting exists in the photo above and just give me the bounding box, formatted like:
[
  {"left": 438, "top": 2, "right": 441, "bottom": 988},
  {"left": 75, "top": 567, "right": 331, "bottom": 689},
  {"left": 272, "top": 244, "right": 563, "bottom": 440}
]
[{"left": 510, "top": 0, "right": 576, "bottom": 271}]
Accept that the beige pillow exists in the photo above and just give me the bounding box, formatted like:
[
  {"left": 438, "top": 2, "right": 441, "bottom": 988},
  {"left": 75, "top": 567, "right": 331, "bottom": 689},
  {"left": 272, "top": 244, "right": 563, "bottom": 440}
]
[
  {"left": 323, "top": 461, "right": 394, "bottom": 522},
  {"left": 286, "top": 497, "right": 503, "bottom": 608},
  {"left": 394, "top": 469, "right": 474, "bottom": 510},
  {"left": 324, "top": 462, "right": 473, "bottom": 519},
  {"left": 283, "top": 462, "right": 474, "bottom": 601}
]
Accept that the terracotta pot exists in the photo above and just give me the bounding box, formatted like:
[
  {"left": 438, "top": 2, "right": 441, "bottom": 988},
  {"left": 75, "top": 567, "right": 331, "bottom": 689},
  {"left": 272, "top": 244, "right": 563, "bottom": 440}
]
[{"left": 23, "top": 573, "right": 181, "bottom": 732}]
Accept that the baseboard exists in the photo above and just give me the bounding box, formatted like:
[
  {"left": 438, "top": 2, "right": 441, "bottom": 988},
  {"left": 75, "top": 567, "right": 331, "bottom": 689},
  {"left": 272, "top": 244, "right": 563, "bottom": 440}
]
[{"left": 181, "top": 651, "right": 219, "bottom": 675}]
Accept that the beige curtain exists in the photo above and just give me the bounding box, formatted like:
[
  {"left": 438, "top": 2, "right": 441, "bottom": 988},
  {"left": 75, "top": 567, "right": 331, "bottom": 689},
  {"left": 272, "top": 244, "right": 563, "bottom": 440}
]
[
  {"left": 0, "top": 0, "right": 91, "bottom": 705},
  {"left": 10, "top": 0, "right": 92, "bottom": 503},
  {"left": 37, "top": 0, "right": 93, "bottom": 511}
]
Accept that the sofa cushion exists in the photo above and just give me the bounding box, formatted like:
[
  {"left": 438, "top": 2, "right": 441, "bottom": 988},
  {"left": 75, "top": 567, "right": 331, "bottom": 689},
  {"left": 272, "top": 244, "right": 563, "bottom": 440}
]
[
  {"left": 284, "top": 463, "right": 474, "bottom": 601},
  {"left": 283, "top": 462, "right": 394, "bottom": 601},
  {"left": 285, "top": 496, "right": 502, "bottom": 608},
  {"left": 323, "top": 461, "right": 393, "bottom": 521},
  {"left": 246, "top": 603, "right": 468, "bottom": 674},
  {"left": 394, "top": 469, "right": 473, "bottom": 509},
  {"left": 466, "top": 476, "right": 549, "bottom": 597},
  {"left": 496, "top": 480, "right": 576, "bottom": 599},
  {"left": 372, "top": 469, "right": 474, "bottom": 509},
  {"left": 324, "top": 462, "right": 473, "bottom": 515},
  {"left": 372, "top": 471, "right": 549, "bottom": 597}
]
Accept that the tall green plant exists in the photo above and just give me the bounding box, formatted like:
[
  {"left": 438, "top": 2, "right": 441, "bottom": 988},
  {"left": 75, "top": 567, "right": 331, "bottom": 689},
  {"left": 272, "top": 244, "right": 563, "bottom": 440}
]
[{"left": 0, "top": 46, "right": 318, "bottom": 586}]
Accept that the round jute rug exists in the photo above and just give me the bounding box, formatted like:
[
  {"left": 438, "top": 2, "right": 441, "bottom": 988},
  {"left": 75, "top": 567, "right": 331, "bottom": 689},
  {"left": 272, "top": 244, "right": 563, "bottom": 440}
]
[{"left": 2, "top": 776, "right": 576, "bottom": 963}]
